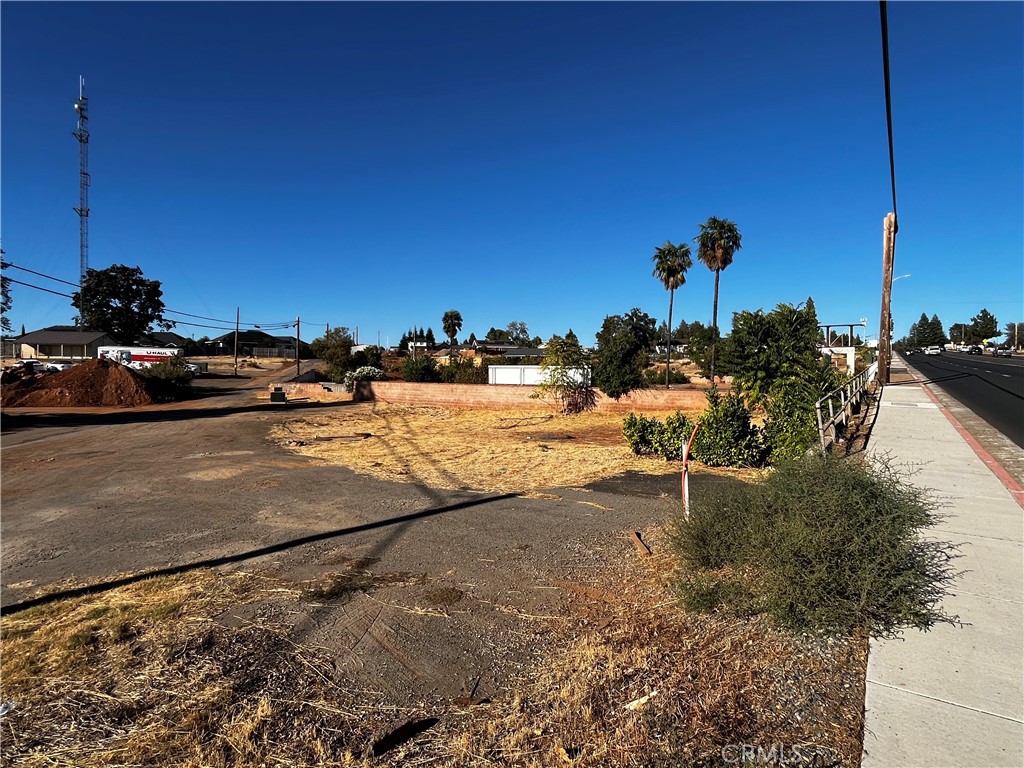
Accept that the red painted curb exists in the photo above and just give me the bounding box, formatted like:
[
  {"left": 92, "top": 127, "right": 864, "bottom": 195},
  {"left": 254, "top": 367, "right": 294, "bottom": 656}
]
[{"left": 903, "top": 370, "right": 1024, "bottom": 510}]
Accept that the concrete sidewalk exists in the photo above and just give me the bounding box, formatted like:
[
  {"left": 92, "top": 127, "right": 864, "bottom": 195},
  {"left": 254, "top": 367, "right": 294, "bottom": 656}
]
[{"left": 862, "top": 378, "right": 1024, "bottom": 767}]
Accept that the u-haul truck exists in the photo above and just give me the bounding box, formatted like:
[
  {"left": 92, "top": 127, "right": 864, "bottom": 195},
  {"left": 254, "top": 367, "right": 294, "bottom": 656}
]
[{"left": 96, "top": 346, "right": 183, "bottom": 370}]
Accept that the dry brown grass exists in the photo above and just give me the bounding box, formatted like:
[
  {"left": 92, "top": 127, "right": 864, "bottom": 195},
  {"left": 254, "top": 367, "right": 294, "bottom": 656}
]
[
  {"left": 270, "top": 404, "right": 724, "bottom": 495},
  {"left": 416, "top": 530, "right": 867, "bottom": 767},
  {"left": 0, "top": 570, "right": 386, "bottom": 767},
  {"left": 1, "top": 531, "right": 866, "bottom": 767}
]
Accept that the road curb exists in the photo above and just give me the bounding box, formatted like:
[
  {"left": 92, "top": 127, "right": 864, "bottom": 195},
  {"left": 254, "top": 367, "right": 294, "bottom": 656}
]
[{"left": 906, "top": 369, "right": 1024, "bottom": 510}]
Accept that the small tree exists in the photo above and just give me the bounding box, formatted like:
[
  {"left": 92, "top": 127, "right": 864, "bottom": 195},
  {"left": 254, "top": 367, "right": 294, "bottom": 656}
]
[
  {"left": 506, "top": 321, "right": 530, "bottom": 346},
  {"left": 593, "top": 309, "right": 657, "bottom": 399},
  {"left": 310, "top": 327, "right": 355, "bottom": 382},
  {"left": 534, "top": 329, "right": 595, "bottom": 414},
  {"left": 969, "top": 308, "right": 999, "bottom": 343},
  {"left": 71, "top": 264, "right": 173, "bottom": 343}
]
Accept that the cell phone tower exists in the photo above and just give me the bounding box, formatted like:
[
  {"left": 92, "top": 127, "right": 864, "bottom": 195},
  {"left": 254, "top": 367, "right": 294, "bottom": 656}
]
[{"left": 72, "top": 76, "right": 90, "bottom": 284}]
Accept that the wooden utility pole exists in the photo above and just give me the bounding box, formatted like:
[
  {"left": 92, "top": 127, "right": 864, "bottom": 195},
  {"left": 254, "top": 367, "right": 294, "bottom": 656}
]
[
  {"left": 295, "top": 316, "right": 301, "bottom": 376},
  {"left": 878, "top": 213, "right": 897, "bottom": 385}
]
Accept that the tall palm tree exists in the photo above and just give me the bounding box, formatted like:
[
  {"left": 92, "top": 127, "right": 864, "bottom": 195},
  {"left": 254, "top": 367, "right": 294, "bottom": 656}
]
[
  {"left": 442, "top": 309, "right": 463, "bottom": 364},
  {"left": 694, "top": 217, "right": 743, "bottom": 381},
  {"left": 651, "top": 241, "right": 692, "bottom": 388}
]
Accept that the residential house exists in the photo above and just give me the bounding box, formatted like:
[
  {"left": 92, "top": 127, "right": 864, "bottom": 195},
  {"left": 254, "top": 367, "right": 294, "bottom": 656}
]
[{"left": 17, "top": 326, "right": 120, "bottom": 363}]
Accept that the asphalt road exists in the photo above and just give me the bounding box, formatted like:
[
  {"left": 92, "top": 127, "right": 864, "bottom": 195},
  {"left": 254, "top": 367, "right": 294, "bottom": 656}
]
[{"left": 898, "top": 350, "right": 1024, "bottom": 448}]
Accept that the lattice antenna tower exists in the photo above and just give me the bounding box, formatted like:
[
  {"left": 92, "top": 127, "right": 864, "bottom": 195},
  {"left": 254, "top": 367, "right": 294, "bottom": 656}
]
[{"left": 72, "top": 76, "right": 90, "bottom": 285}]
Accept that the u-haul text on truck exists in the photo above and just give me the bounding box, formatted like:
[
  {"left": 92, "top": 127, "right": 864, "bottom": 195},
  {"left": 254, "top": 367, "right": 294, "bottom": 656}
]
[{"left": 97, "top": 347, "right": 183, "bottom": 370}]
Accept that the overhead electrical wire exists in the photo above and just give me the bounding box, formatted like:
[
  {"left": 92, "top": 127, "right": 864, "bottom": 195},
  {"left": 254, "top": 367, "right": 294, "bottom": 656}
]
[
  {"left": 2, "top": 261, "right": 304, "bottom": 330},
  {"left": 879, "top": 0, "right": 899, "bottom": 230}
]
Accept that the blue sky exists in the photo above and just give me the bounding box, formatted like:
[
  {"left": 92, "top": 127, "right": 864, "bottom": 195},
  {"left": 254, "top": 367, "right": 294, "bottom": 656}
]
[{"left": 3, "top": 1, "right": 1022, "bottom": 347}]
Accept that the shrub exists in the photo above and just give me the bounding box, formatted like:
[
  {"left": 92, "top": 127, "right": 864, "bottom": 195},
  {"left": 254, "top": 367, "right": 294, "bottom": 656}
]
[
  {"left": 342, "top": 366, "right": 387, "bottom": 392},
  {"left": 650, "top": 410, "right": 695, "bottom": 461},
  {"left": 141, "top": 358, "right": 192, "bottom": 399},
  {"left": 763, "top": 366, "right": 847, "bottom": 463},
  {"left": 669, "top": 453, "right": 960, "bottom": 638},
  {"left": 643, "top": 368, "right": 690, "bottom": 386},
  {"left": 402, "top": 355, "right": 440, "bottom": 383},
  {"left": 690, "top": 389, "right": 765, "bottom": 467},
  {"left": 440, "top": 357, "right": 488, "bottom": 385},
  {"left": 622, "top": 413, "right": 661, "bottom": 455}
]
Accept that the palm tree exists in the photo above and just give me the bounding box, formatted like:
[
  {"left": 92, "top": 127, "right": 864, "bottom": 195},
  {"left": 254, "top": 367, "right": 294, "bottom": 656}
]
[
  {"left": 442, "top": 310, "right": 463, "bottom": 364},
  {"left": 651, "top": 241, "right": 692, "bottom": 388},
  {"left": 694, "top": 217, "right": 743, "bottom": 381}
]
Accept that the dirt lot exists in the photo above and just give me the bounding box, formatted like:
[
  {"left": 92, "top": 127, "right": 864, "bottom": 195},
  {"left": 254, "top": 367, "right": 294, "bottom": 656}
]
[{"left": 1, "top": 367, "right": 866, "bottom": 766}]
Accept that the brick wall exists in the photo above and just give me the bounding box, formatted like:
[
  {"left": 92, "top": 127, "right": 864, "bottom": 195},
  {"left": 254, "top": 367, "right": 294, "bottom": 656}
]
[
  {"left": 344, "top": 381, "right": 716, "bottom": 412},
  {"left": 269, "top": 382, "right": 353, "bottom": 401}
]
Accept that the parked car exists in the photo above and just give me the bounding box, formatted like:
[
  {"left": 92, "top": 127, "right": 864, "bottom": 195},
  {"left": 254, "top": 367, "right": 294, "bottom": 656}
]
[
  {"left": 966, "top": 345, "right": 983, "bottom": 355},
  {"left": 992, "top": 346, "right": 1013, "bottom": 358},
  {"left": 45, "top": 360, "right": 76, "bottom": 372},
  {"left": 15, "top": 359, "right": 47, "bottom": 373},
  {"left": 924, "top": 346, "right": 942, "bottom": 356}
]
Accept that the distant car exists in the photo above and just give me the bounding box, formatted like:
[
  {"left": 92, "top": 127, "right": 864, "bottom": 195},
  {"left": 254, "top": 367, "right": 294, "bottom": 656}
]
[
  {"left": 992, "top": 346, "right": 1013, "bottom": 358},
  {"left": 924, "top": 346, "right": 942, "bottom": 356},
  {"left": 16, "top": 359, "right": 47, "bottom": 373},
  {"left": 903, "top": 348, "right": 915, "bottom": 356},
  {"left": 966, "top": 345, "right": 983, "bottom": 355},
  {"left": 45, "top": 361, "right": 76, "bottom": 372}
]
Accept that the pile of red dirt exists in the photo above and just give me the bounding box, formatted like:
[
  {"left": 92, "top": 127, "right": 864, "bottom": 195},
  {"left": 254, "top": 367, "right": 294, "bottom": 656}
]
[{"left": 1, "top": 359, "right": 158, "bottom": 408}]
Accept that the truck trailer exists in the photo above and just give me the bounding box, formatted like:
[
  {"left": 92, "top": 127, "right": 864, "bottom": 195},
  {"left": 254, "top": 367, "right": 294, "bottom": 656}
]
[{"left": 96, "top": 346, "right": 184, "bottom": 370}]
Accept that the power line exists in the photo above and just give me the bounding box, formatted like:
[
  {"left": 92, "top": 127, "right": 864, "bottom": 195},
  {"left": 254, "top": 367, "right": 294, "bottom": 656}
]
[
  {"left": 879, "top": 0, "right": 899, "bottom": 229},
  {"left": 6, "top": 278, "right": 74, "bottom": 299},
  {"left": 4, "top": 263, "right": 80, "bottom": 287},
  {"left": 3, "top": 261, "right": 300, "bottom": 329}
]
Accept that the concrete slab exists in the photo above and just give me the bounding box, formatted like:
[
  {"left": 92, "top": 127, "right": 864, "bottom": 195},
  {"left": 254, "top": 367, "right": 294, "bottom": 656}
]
[
  {"left": 868, "top": 592, "right": 1023, "bottom": 719},
  {"left": 864, "top": 379, "right": 1024, "bottom": 766},
  {"left": 862, "top": 682, "right": 1024, "bottom": 768}
]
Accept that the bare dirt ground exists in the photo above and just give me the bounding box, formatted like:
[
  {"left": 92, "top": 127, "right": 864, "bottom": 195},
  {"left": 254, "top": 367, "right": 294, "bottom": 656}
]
[{"left": 0, "top": 364, "right": 866, "bottom": 766}]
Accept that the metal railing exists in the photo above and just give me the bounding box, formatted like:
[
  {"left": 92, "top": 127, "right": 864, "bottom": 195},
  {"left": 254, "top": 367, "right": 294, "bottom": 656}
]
[{"left": 815, "top": 361, "right": 878, "bottom": 452}]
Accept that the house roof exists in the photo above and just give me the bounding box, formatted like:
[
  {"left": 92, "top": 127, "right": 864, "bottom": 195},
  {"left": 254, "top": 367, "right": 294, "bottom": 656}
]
[
  {"left": 142, "top": 331, "right": 187, "bottom": 347},
  {"left": 501, "top": 347, "right": 544, "bottom": 358},
  {"left": 18, "top": 326, "right": 118, "bottom": 345}
]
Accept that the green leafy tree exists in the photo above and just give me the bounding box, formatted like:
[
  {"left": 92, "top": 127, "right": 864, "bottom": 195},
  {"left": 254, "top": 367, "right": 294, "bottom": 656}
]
[
  {"left": 651, "top": 240, "right": 693, "bottom": 388},
  {"left": 0, "top": 252, "right": 12, "bottom": 334},
  {"left": 948, "top": 323, "right": 969, "bottom": 346},
  {"left": 70, "top": 264, "right": 172, "bottom": 344},
  {"left": 729, "top": 299, "right": 823, "bottom": 406},
  {"left": 425, "top": 327, "right": 436, "bottom": 349},
  {"left": 485, "top": 327, "right": 509, "bottom": 342},
  {"left": 352, "top": 344, "right": 384, "bottom": 369},
  {"left": 403, "top": 355, "right": 440, "bottom": 382},
  {"left": 968, "top": 308, "right": 999, "bottom": 343},
  {"left": 310, "top": 327, "right": 355, "bottom": 382},
  {"left": 442, "top": 310, "right": 463, "bottom": 356},
  {"left": 506, "top": 321, "right": 530, "bottom": 346},
  {"left": 593, "top": 309, "right": 657, "bottom": 399},
  {"left": 694, "top": 217, "right": 743, "bottom": 381},
  {"left": 467, "top": 332, "right": 478, "bottom": 345},
  {"left": 534, "top": 329, "right": 595, "bottom": 414}
]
